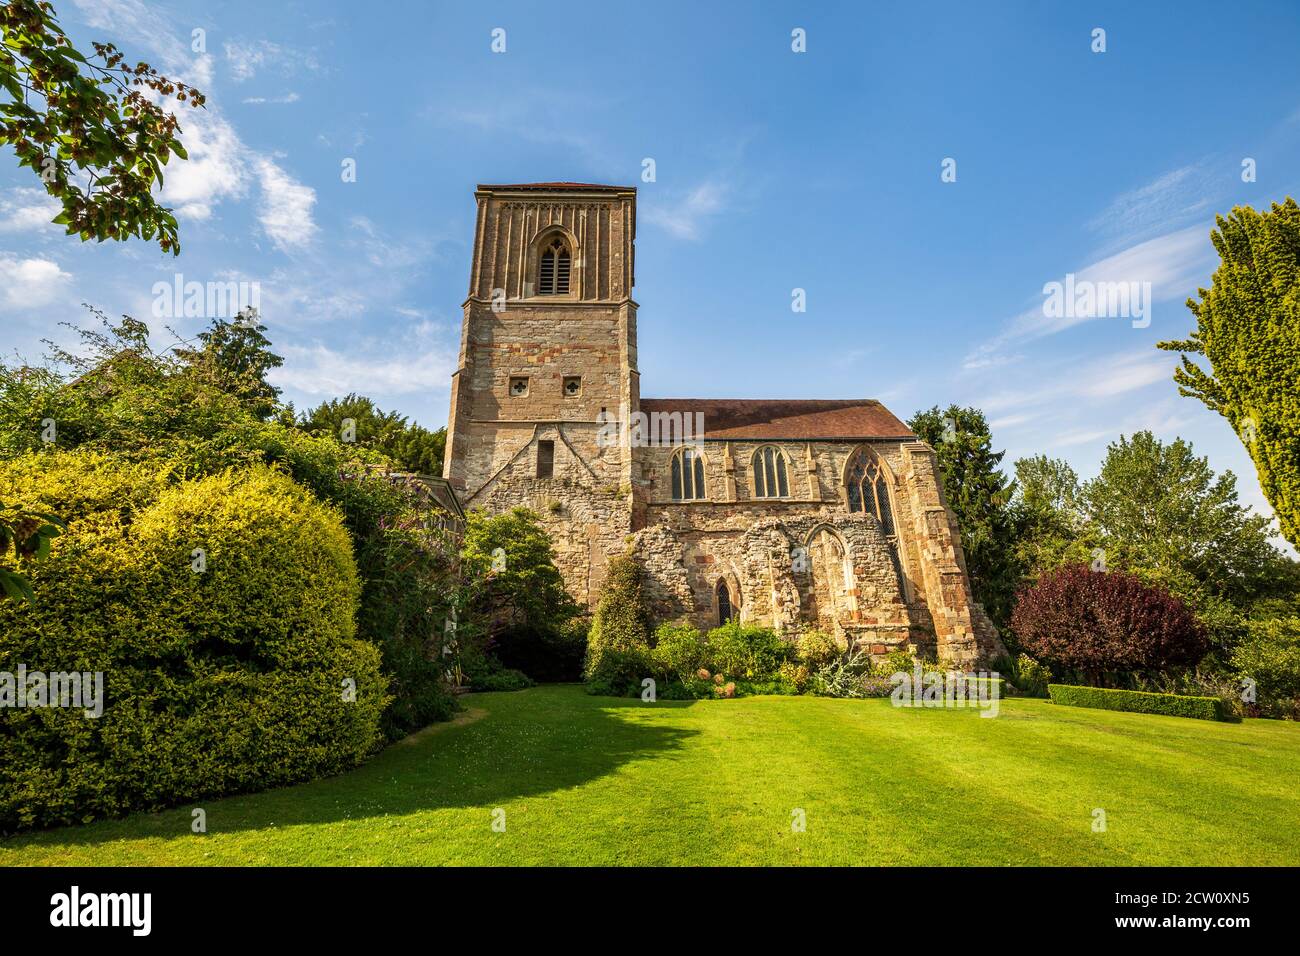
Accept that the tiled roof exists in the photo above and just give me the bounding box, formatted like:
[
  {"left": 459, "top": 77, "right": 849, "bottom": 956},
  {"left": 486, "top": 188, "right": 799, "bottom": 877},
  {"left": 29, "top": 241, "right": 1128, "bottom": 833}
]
[
  {"left": 638, "top": 398, "right": 914, "bottom": 441},
  {"left": 478, "top": 182, "right": 634, "bottom": 191}
]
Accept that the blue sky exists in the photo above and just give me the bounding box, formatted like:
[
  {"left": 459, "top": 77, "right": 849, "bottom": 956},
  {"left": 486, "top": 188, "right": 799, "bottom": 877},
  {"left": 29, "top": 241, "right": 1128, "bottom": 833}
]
[{"left": 3, "top": 0, "right": 1299, "bottom": 538}]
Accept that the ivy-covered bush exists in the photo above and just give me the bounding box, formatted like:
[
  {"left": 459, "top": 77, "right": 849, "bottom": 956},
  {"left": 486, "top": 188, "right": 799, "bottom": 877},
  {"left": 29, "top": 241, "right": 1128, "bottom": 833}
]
[
  {"left": 585, "top": 555, "right": 653, "bottom": 689},
  {"left": 1156, "top": 198, "right": 1300, "bottom": 549},
  {"left": 0, "top": 452, "right": 386, "bottom": 831},
  {"left": 1011, "top": 563, "right": 1209, "bottom": 686}
]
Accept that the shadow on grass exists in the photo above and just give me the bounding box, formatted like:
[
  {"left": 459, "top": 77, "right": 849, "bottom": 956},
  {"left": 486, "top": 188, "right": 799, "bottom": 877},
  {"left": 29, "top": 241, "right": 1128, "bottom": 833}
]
[{"left": 4, "top": 687, "right": 699, "bottom": 852}]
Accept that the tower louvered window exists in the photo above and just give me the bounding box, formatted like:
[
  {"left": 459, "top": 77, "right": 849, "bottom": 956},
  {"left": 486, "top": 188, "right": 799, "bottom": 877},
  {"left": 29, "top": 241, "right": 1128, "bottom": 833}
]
[{"left": 538, "top": 237, "right": 571, "bottom": 295}]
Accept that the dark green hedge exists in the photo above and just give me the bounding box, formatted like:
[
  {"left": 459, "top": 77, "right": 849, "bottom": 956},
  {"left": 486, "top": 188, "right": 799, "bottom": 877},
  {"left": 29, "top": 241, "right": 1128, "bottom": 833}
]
[{"left": 1047, "top": 683, "right": 1228, "bottom": 721}]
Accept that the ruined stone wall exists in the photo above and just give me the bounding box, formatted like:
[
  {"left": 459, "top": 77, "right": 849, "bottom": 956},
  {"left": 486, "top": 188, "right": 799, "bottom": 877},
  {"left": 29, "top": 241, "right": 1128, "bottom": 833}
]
[{"left": 629, "top": 438, "right": 1005, "bottom": 665}]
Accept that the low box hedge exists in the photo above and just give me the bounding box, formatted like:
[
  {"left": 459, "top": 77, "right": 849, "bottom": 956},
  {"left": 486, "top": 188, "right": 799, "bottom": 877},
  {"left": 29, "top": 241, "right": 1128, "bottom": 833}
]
[{"left": 1047, "top": 683, "right": 1228, "bottom": 721}]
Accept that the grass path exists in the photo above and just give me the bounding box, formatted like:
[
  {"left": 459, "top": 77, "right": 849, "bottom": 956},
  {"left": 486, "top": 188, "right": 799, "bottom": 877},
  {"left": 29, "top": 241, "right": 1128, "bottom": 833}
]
[{"left": 4, "top": 685, "right": 1299, "bottom": 865}]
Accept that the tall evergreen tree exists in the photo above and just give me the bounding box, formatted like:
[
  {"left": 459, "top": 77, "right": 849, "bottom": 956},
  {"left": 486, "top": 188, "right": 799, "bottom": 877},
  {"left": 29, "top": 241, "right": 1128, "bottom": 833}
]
[
  {"left": 173, "top": 310, "right": 283, "bottom": 419},
  {"left": 1157, "top": 198, "right": 1300, "bottom": 548},
  {"left": 908, "top": 405, "right": 1021, "bottom": 627}
]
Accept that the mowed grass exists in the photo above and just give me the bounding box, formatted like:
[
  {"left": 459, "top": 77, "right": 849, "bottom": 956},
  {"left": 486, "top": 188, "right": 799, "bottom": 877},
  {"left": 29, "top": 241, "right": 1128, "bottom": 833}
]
[{"left": 4, "top": 684, "right": 1299, "bottom": 866}]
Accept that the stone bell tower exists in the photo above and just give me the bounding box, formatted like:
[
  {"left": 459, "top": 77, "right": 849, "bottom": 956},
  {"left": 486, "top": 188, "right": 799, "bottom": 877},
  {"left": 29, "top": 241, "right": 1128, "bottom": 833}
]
[{"left": 443, "top": 182, "right": 640, "bottom": 603}]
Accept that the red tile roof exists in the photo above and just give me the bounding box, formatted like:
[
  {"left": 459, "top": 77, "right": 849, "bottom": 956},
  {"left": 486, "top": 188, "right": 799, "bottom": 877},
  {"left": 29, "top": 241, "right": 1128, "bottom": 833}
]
[
  {"left": 478, "top": 182, "right": 634, "bottom": 192},
  {"left": 639, "top": 398, "right": 914, "bottom": 441}
]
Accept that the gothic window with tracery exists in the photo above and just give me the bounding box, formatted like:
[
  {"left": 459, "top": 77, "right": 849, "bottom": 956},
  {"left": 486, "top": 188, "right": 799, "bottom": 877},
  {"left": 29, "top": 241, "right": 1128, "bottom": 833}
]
[
  {"left": 671, "top": 447, "right": 706, "bottom": 501},
  {"left": 845, "top": 447, "right": 904, "bottom": 587},
  {"left": 752, "top": 446, "right": 789, "bottom": 498}
]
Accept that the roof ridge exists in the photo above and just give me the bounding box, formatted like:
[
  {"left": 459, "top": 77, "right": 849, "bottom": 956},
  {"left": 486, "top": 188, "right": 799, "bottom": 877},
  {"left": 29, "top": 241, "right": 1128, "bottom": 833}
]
[{"left": 641, "top": 397, "right": 881, "bottom": 404}]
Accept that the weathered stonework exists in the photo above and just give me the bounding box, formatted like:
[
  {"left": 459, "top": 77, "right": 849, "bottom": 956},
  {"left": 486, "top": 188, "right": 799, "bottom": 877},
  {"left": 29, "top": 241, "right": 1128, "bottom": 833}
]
[{"left": 444, "top": 182, "right": 1005, "bottom": 667}]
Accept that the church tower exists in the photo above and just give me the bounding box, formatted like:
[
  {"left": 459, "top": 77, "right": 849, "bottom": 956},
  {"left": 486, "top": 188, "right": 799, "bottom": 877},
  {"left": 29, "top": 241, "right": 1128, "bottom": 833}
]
[{"left": 444, "top": 182, "right": 640, "bottom": 603}]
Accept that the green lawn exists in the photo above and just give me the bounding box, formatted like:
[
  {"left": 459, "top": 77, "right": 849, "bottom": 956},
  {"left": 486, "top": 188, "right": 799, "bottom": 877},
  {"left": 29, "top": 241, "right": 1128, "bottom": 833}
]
[{"left": 5, "top": 684, "right": 1299, "bottom": 866}]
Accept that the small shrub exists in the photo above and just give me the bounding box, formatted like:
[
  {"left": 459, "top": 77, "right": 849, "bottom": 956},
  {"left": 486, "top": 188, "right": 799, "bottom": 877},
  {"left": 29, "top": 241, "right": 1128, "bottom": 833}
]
[
  {"left": 809, "top": 645, "right": 876, "bottom": 698},
  {"left": 735, "top": 677, "right": 800, "bottom": 697},
  {"left": 470, "top": 668, "right": 535, "bottom": 692},
  {"left": 1047, "top": 684, "right": 1228, "bottom": 721},
  {"left": 794, "top": 630, "right": 841, "bottom": 668},
  {"left": 1231, "top": 616, "right": 1300, "bottom": 718},
  {"left": 651, "top": 622, "right": 707, "bottom": 683},
  {"left": 659, "top": 678, "right": 714, "bottom": 700},
  {"left": 704, "top": 622, "right": 793, "bottom": 680},
  {"left": 585, "top": 647, "right": 652, "bottom": 696},
  {"left": 874, "top": 649, "right": 916, "bottom": 678},
  {"left": 778, "top": 661, "right": 811, "bottom": 693}
]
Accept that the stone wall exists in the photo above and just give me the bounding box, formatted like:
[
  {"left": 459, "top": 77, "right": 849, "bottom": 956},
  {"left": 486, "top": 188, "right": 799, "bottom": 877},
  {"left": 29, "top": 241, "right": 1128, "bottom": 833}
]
[{"left": 628, "top": 438, "right": 1005, "bottom": 665}]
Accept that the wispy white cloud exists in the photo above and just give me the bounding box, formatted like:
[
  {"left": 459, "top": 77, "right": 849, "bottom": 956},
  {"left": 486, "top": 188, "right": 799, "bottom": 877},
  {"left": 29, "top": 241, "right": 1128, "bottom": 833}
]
[
  {"left": 965, "top": 225, "right": 1215, "bottom": 368},
  {"left": 0, "top": 255, "right": 72, "bottom": 310},
  {"left": 0, "top": 188, "right": 61, "bottom": 234},
  {"left": 642, "top": 182, "right": 729, "bottom": 240},
  {"left": 224, "top": 39, "right": 320, "bottom": 83},
  {"left": 979, "top": 350, "right": 1175, "bottom": 416},
  {"left": 242, "top": 92, "right": 301, "bottom": 105},
  {"left": 70, "top": 0, "right": 213, "bottom": 88},
  {"left": 272, "top": 338, "right": 455, "bottom": 397},
  {"left": 1087, "top": 163, "right": 1217, "bottom": 245},
  {"left": 254, "top": 158, "right": 318, "bottom": 252}
]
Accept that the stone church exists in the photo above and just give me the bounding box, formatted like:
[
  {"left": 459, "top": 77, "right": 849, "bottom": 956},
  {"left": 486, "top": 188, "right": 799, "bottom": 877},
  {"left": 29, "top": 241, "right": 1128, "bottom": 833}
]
[{"left": 443, "top": 182, "right": 1004, "bottom": 666}]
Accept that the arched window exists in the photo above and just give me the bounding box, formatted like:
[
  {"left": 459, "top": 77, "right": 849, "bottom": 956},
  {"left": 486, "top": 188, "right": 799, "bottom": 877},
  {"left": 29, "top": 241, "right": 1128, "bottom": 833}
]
[
  {"left": 716, "top": 579, "right": 735, "bottom": 625},
  {"left": 846, "top": 447, "right": 903, "bottom": 587},
  {"left": 751, "top": 446, "right": 790, "bottom": 498},
  {"left": 845, "top": 447, "right": 895, "bottom": 535},
  {"left": 670, "top": 447, "right": 706, "bottom": 501},
  {"left": 538, "top": 236, "right": 571, "bottom": 295}
]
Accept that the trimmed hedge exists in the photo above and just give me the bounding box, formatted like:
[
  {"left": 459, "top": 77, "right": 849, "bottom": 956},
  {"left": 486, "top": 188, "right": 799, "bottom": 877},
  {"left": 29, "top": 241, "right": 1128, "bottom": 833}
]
[
  {"left": 1047, "top": 683, "right": 1228, "bottom": 722},
  {"left": 0, "top": 452, "right": 387, "bottom": 831}
]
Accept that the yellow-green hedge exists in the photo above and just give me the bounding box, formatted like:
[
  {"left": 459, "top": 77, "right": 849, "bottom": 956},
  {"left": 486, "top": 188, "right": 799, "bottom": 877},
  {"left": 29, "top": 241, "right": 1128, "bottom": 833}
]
[{"left": 0, "top": 451, "right": 387, "bottom": 831}]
